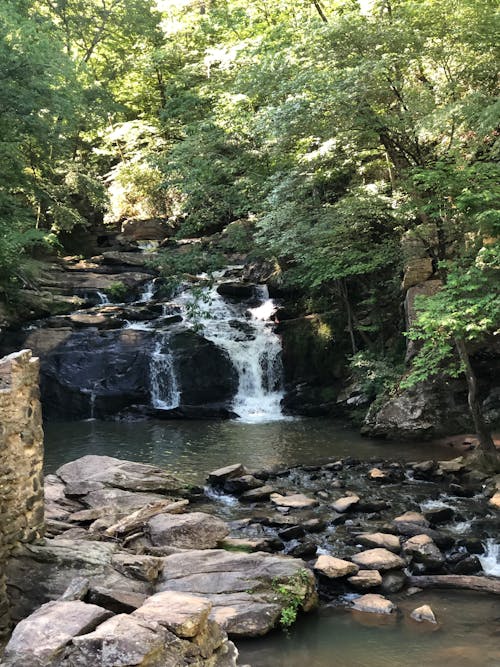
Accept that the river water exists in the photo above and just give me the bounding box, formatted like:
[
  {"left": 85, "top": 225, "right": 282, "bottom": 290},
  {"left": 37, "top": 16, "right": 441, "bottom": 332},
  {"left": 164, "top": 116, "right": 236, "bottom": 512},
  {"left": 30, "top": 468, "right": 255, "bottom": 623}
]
[{"left": 43, "top": 417, "right": 500, "bottom": 667}]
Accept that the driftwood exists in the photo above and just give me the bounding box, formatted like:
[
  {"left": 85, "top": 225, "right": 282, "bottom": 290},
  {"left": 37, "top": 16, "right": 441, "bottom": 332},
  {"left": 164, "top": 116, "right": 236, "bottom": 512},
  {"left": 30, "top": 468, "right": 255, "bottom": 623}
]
[
  {"left": 408, "top": 575, "right": 500, "bottom": 595},
  {"left": 104, "top": 499, "right": 189, "bottom": 537}
]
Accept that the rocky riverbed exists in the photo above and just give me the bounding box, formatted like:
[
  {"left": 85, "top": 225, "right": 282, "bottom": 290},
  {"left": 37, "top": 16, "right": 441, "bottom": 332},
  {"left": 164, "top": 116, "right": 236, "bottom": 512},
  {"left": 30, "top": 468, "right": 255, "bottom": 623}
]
[{"left": 2, "top": 451, "right": 499, "bottom": 666}]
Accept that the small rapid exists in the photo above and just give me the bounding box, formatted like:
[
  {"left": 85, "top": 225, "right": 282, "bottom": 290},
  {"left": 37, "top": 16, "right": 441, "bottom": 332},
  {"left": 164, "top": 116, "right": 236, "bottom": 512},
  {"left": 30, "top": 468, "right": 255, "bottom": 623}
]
[{"left": 176, "top": 281, "right": 285, "bottom": 422}]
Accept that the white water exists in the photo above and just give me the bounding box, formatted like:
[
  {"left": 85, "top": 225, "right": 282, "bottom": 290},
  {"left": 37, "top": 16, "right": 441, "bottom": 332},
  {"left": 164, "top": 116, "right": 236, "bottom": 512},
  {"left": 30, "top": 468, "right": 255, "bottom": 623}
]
[
  {"left": 478, "top": 538, "right": 500, "bottom": 576},
  {"left": 177, "top": 282, "right": 285, "bottom": 422},
  {"left": 96, "top": 291, "right": 110, "bottom": 304},
  {"left": 139, "top": 280, "right": 155, "bottom": 302},
  {"left": 149, "top": 338, "right": 180, "bottom": 410}
]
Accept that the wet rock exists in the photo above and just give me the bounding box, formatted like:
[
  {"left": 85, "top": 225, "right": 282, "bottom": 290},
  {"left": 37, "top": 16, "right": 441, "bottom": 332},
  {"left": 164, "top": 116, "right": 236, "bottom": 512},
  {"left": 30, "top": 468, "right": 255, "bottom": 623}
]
[
  {"left": 489, "top": 491, "right": 500, "bottom": 509},
  {"left": 270, "top": 493, "right": 318, "bottom": 509},
  {"left": 223, "top": 475, "right": 262, "bottom": 495},
  {"left": 147, "top": 512, "right": 229, "bottom": 549},
  {"left": 351, "top": 548, "right": 405, "bottom": 571},
  {"left": 240, "top": 485, "right": 276, "bottom": 501},
  {"left": 403, "top": 534, "right": 444, "bottom": 570},
  {"left": 331, "top": 494, "right": 360, "bottom": 513},
  {"left": 352, "top": 594, "right": 396, "bottom": 615},
  {"left": 451, "top": 555, "right": 482, "bottom": 575},
  {"left": 208, "top": 464, "right": 246, "bottom": 487},
  {"left": 313, "top": 555, "right": 359, "bottom": 579},
  {"left": 410, "top": 604, "right": 437, "bottom": 624},
  {"left": 438, "top": 457, "right": 466, "bottom": 474},
  {"left": 57, "top": 455, "right": 184, "bottom": 494},
  {"left": 303, "top": 518, "right": 327, "bottom": 533},
  {"left": 423, "top": 506, "right": 455, "bottom": 524},
  {"left": 356, "top": 533, "right": 400, "bottom": 553},
  {"left": 278, "top": 525, "right": 305, "bottom": 541},
  {"left": 368, "top": 468, "right": 388, "bottom": 482},
  {"left": 347, "top": 569, "right": 382, "bottom": 590},
  {"left": 1, "top": 600, "right": 112, "bottom": 666},
  {"left": 380, "top": 570, "right": 407, "bottom": 594},
  {"left": 289, "top": 541, "right": 317, "bottom": 559},
  {"left": 388, "top": 522, "right": 454, "bottom": 550},
  {"left": 411, "top": 460, "right": 437, "bottom": 477},
  {"left": 217, "top": 282, "right": 256, "bottom": 299}
]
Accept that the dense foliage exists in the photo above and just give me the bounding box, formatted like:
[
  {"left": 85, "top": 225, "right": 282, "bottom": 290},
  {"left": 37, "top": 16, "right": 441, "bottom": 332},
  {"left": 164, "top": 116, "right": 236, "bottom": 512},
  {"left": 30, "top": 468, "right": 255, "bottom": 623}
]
[{"left": 1, "top": 0, "right": 498, "bottom": 433}]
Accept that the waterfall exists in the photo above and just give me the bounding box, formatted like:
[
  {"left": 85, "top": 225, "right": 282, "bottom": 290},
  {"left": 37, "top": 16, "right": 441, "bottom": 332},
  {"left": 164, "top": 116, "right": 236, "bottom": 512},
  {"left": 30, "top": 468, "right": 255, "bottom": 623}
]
[
  {"left": 139, "top": 280, "right": 155, "bottom": 303},
  {"left": 149, "top": 338, "right": 180, "bottom": 410},
  {"left": 478, "top": 538, "right": 500, "bottom": 576},
  {"left": 96, "top": 291, "right": 109, "bottom": 304},
  {"left": 178, "top": 282, "right": 285, "bottom": 422}
]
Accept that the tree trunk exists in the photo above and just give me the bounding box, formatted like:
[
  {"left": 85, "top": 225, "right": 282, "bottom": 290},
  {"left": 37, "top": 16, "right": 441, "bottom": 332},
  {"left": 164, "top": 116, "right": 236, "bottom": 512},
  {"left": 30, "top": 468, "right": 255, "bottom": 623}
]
[
  {"left": 312, "top": 0, "right": 328, "bottom": 23},
  {"left": 408, "top": 574, "right": 500, "bottom": 595},
  {"left": 455, "top": 337, "right": 496, "bottom": 453}
]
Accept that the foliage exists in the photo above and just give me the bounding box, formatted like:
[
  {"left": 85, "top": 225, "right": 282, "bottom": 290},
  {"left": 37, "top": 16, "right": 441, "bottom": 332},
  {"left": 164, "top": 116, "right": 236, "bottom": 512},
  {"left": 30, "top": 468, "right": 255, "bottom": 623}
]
[
  {"left": 272, "top": 568, "right": 311, "bottom": 630},
  {"left": 106, "top": 281, "right": 128, "bottom": 302},
  {"left": 349, "top": 351, "right": 404, "bottom": 403}
]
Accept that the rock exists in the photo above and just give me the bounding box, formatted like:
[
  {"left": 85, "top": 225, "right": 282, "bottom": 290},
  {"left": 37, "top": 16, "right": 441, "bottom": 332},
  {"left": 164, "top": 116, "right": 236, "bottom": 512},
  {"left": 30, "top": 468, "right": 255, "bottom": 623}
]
[
  {"left": 133, "top": 591, "right": 211, "bottom": 638},
  {"left": 403, "top": 534, "right": 444, "bottom": 570},
  {"left": 121, "top": 217, "right": 171, "bottom": 240},
  {"left": 278, "top": 525, "right": 305, "bottom": 541},
  {"left": 451, "top": 555, "right": 482, "bottom": 575},
  {"left": 1, "top": 600, "right": 112, "bottom": 666},
  {"left": 356, "top": 532, "right": 400, "bottom": 553},
  {"left": 489, "top": 491, "right": 500, "bottom": 509},
  {"left": 157, "top": 549, "right": 317, "bottom": 636},
  {"left": 147, "top": 512, "right": 229, "bottom": 549},
  {"left": 314, "top": 555, "right": 359, "bottom": 578},
  {"left": 423, "top": 506, "right": 455, "bottom": 524},
  {"left": 288, "top": 541, "right": 317, "bottom": 559},
  {"left": 402, "top": 257, "right": 434, "bottom": 290},
  {"left": 368, "top": 468, "right": 388, "bottom": 481},
  {"left": 347, "top": 569, "right": 382, "bottom": 590},
  {"left": 220, "top": 537, "right": 279, "bottom": 553},
  {"left": 380, "top": 570, "right": 407, "bottom": 593},
  {"left": 351, "top": 548, "right": 405, "bottom": 571},
  {"left": 410, "top": 604, "right": 437, "bottom": 624},
  {"left": 56, "top": 455, "right": 183, "bottom": 494},
  {"left": 438, "top": 457, "right": 466, "bottom": 474},
  {"left": 352, "top": 594, "right": 396, "bottom": 615},
  {"left": 240, "top": 485, "right": 276, "bottom": 501},
  {"left": 394, "top": 511, "right": 429, "bottom": 527},
  {"left": 217, "top": 282, "right": 256, "bottom": 299},
  {"left": 331, "top": 494, "right": 360, "bottom": 513},
  {"left": 87, "top": 587, "right": 147, "bottom": 614},
  {"left": 302, "top": 518, "right": 327, "bottom": 533},
  {"left": 111, "top": 553, "right": 163, "bottom": 583},
  {"left": 207, "top": 463, "right": 246, "bottom": 487},
  {"left": 223, "top": 475, "right": 262, "bottom": 495},
  {"left": 270, "top": 493, "right": 319, "bottom": 509}
]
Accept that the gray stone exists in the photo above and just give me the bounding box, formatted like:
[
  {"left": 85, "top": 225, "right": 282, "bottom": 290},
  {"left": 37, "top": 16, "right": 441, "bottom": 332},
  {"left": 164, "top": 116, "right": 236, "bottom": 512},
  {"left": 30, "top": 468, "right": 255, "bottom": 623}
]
[
  {"left": 133, "top": 591, "right": 211, "bottom": 638},
  {"left": 147, "top": 512, "right": 229, "bottom": 549},
  {"left": 410, "top": 604, "right": 437, "bottom": 624},
  {"left": 331, "top": 494, "right": 360, "bottom": 513},
  {"left": 356, "top": 532, "right": 400, "bottom": 553},
  {"left": 402, "top": 534, "right": 444, "bottom": 570},
  {"left": 313, "top": 555, "right": 359, "bottom": 578},
  {"left": 352, "top": 594, "right": 396, "bottom": 615},
  {"left": 270, "top": 493, "right": 318, "bottom": 509},
  {"left": 2, "top": 600, "right": 112, "bottom": 666},
  {"left": 347, "top": 570, "right": 382, "bottom": 590}
]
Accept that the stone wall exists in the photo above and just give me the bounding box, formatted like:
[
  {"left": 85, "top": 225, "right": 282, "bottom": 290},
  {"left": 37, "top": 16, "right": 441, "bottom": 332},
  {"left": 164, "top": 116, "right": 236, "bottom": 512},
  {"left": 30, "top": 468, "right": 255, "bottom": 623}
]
[{"left": 0, "top": 350, "right": 44, "bottom": 642}]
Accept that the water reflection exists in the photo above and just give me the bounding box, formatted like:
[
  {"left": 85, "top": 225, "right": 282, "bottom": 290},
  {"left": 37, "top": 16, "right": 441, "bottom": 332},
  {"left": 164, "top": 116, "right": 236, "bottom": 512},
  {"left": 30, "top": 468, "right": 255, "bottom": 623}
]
[{"left": 44, "top": 417, "right": 454, "bottom": 482}]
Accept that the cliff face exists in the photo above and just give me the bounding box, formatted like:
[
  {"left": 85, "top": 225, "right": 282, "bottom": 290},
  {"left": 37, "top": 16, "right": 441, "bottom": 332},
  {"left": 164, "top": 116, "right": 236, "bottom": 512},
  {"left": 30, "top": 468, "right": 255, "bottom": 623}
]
[{"left": 0, "top": 350, "right": 45, "bottom": 642}]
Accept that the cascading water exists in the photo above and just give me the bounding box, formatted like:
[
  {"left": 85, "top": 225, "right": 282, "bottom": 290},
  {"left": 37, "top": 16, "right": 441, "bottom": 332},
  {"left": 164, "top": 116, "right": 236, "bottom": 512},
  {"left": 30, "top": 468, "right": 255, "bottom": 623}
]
[
  {"left": 139, "top": 280, "right": 155, "bottom": 303},
  {"left": 96, "top": 291, "right": 110, "bottom": 305},
  {"left": 149, "top": 338, "right": 180, "bottom": 410},
  {"left": 478, "top": 538, "right": 500, "bottom": 576},
  {"left": 177, "top": 281, "right": 285, "bottom": 422}
]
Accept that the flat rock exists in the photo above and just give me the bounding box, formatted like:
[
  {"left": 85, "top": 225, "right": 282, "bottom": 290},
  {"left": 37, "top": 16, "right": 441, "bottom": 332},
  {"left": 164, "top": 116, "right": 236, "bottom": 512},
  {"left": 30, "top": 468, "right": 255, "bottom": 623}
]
[
  {"left": 393, "top": 511, "right": 429, "bottom": 527},
  {"left": 347, "top": 569, "right": 382, "bottom": 590},
  {"left": 489, "top": 491, "right": 500, "bottom": 509},
  {"left": 157, "top": 549, "right": 317, "bottom": 636},
  {"left": 356, "top": 532, "right": 400, "bottom": 553},
  {"left": 240, "top": 485, "right": 276, "bottom": 501},
  {"left": 270, "top": 493, "right": 319, "bottom": 509},
  {"left": 133, "top": 591, "right": 212, "bottom": 638},
  {"left": 57, "top": 455, "right": 183, "bottom": 494},
  {"left": 351, "top": 548, "right": 405, "bottom": 571},
  {"left": 331, "top": 494, "right": 360, "bottom": 513},
  {"left": 147, "top": 511, "right": 229, "bottom": 549},
  {"left": 410, "top": 604, "right": 437, "bottom": 624},
  {"left": 208, "top": 463, "right": 246, "bottom": 487},
  {"left": 313, "top": 555, "right": 359, "bottom": 578},
  {"left": 2, "top": 600, "right": 112, "bottom": 666},
  {"left": 352, "top": 593, "right": 396, "bottom": 615}
]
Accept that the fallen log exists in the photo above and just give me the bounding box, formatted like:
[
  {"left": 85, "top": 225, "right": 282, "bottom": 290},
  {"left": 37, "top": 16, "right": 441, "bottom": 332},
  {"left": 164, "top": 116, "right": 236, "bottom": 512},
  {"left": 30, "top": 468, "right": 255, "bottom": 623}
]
[
  {"left": 408, "top": 574, "right": 500, "bottom": 595},
  {"left": 104, "top": 499, "right": 189, "bottom": 537}
]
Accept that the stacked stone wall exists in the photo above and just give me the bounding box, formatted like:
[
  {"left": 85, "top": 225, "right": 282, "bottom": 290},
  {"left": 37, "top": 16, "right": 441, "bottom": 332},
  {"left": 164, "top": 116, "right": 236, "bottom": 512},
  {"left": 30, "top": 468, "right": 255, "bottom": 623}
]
[{"left": 0, "top": 350, "right": 44, "bottom": 642}]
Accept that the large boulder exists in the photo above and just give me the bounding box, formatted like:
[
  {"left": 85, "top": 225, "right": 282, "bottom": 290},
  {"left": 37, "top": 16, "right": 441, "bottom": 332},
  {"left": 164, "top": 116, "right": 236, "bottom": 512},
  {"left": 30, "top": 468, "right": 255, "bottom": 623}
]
[
  {"left": 121, "top": 217, "right": 171, "bottom": 241},
  {"left": 351, "top": 549, "right": 405, "bottom": 571},
  {"left": 157, "top": 549, "right": 317, "bottom": 636},
  {"left": 1, "top": 600, "right": 112, "bottom": 666}
]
